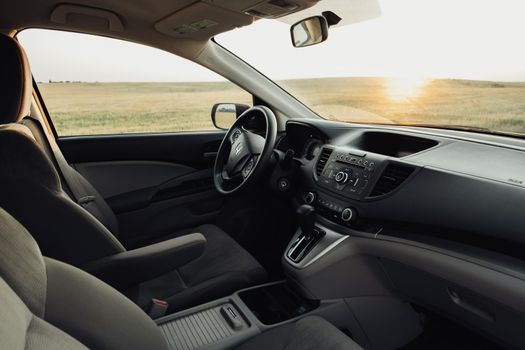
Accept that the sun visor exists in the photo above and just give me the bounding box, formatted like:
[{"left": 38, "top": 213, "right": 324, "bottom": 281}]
[
  {"left": 278, "top": 0, "right": 381, "bottom": 28},
  {"left": 155, "top": 2, "right": 253, "bottom": 40},
  {"left": 50, "top": 4, "right": 124, "bottom": 32}
]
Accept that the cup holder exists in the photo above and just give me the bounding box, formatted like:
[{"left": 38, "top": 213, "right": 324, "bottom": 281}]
[{"left": 239, "top": 282, "right": 319, "bottom": 325}]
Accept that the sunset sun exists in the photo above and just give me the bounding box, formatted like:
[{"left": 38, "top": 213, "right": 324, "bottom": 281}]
[{"left": 386, "top": 77, "right": 430, "bottom": 102}]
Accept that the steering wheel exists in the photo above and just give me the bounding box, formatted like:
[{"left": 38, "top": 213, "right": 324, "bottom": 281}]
[{"left": 214, "top": 106, "right": 277, "bottom": 195}]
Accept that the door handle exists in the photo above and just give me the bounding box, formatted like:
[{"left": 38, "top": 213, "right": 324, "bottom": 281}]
[
  {"left": 447, "top": 288, "right": 494, "bottom": 322},
  {"left": 203, "top": 152, "right": 218, "bottom": 158}
]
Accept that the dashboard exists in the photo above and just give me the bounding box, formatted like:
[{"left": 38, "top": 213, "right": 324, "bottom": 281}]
[
  {"left": 275, "top": 118, "right": 525, "bottom": 349},
  {"left": 278, "top": 119, "right": 525, "bottom": 251}
]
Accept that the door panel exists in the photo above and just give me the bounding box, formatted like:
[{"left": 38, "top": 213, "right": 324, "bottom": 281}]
[
  {"left": 59, "top": 131, "right": 225, "bottom": 167},
  {"left": 117, "top": 189, "right": 223, "bottom": 248},
  {"left": 58, "top": 131, "right": 226, "bottom": 247},
  {"left": 73, "top": 161, "right": 195, "bottom": 199}
]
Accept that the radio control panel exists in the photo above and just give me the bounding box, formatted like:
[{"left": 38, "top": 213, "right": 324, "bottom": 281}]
[{"left": 316, "top": 148, "right": 383, "bottom": 199}]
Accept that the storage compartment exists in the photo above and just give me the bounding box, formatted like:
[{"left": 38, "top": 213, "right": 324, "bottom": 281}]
[
  {"left": 351, "top": 131, "right": 438, "bottom": 157},
  {"left": 238, "top": 282, "right": 319, "bottom": 325},
  {"left": 381, "top": 259, "right": 525, "bottom": 349},
  {"left": 157, "top": 301, "right": 254, "bottom": 350}
]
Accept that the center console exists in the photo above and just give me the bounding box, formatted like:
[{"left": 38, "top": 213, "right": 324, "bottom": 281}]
[
  {"left": 155, "top": 281, "right": 343, "bottom": 350},
  {"left": 158, "top": 301, "right": 253, "bottom": 350},
  {"left": 279, "top": 163, "right": 424, "bottom": 349},
  {"left": 315, "top": 147, "right": 384, "bottom": 200}
]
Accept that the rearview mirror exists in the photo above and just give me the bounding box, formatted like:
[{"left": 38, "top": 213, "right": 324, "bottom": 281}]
[
  {"left": 211, "top": 103, "right": 250, "bottom": 130},
  {"left": 291, "top": 16, "right": 329, "bottom": 48}
]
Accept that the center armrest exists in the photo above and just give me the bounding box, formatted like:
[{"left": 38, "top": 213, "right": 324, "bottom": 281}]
[{"left": 83, "top": 233, "right": 206, "bottom": 290}]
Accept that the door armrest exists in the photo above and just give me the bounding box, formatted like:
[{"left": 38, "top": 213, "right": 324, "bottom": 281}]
[{"left": 84, "top": 233, "right": 206, "bottom": 290}]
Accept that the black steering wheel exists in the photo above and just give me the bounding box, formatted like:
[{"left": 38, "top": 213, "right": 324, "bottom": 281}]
[{"left": 214, "top": 106, "right": 277, "bottom": 195}]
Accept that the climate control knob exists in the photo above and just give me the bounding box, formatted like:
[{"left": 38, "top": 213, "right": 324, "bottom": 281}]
[
  {"left": 334, "top": 171, "right": 349, "bottom": 184},
  {"left": 341, "top": 207, "right": 355, "bottom": 222},
  {"left": 305, "top": 191, "right": 317, "bottom": 204}
]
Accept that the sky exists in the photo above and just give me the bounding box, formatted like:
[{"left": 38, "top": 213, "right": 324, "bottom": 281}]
[{"left": 18, "top": 0, "right": 525, "bottom": 83}]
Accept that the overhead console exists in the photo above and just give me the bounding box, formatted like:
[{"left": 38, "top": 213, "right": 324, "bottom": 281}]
[{"left": 155, "top": 0, "right": 319, "bottom": 40}]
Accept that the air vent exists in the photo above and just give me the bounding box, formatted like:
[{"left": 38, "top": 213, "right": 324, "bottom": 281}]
[
  {"left": 369, "top": 163, "right": 415, "bottom": 197},
  {"left": 316, "top": 147, "right": 333, "bottom": 176}
]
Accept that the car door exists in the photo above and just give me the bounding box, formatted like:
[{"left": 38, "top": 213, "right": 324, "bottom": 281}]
[
  {"left": 20, "top": 29, "right": 252, "bottom": 248},
  {"left": 59, "top": 132, "right": 227, "bottom": 248}
]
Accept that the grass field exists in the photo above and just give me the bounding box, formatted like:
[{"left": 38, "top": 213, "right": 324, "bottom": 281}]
[{"left": 38, "top": 77, "right": 525, "bottom": 136}]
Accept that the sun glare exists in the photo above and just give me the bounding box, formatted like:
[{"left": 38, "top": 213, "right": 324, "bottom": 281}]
[{"left": 385, "top": 77, "right": 430, "bottom": 102}]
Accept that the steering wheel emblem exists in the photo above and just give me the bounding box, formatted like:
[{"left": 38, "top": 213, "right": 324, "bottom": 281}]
[{"left": 235, "top": 143, "right": 243, "bottom": 156}]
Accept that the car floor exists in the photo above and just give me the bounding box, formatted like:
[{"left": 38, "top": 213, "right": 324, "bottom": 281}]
[{"left": 400, "top": 309, "right": 504, "bottom": 350}]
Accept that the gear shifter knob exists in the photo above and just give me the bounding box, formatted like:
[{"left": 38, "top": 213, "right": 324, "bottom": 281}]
[{"left": 296, "top": 204, "right": 315, "bottom": 236}]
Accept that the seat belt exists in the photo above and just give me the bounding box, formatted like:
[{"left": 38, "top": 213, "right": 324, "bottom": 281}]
[{"left": 21, "top": 117, "right": 95, "bottom": 206}]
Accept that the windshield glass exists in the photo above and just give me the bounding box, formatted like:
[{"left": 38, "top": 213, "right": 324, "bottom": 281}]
[{"left": 217, "top": 0, "right": 525, "bottom": 135}]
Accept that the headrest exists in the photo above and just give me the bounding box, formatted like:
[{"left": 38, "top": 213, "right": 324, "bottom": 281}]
[{"left": 0, "top": 34, "right": 32, "bottom": 124}]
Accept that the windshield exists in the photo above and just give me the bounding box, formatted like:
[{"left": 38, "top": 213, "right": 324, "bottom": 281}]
[{"left": 217, "top": 0, "right": 525, "bottom": 135}]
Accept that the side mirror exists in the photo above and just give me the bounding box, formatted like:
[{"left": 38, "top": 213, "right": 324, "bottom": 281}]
[
  {"left": 291, "top": 16, "right": 329, "bottom": 48},
  {"left": 211, "top": 103, "right": 251, "bottom": 130}
]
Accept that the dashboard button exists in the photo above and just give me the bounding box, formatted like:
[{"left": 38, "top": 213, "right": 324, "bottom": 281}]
[
  {"left": 341, "top": 208, "right": 354, "bottom": 222},
  {"left": 278, "top": 177, "right": 290, "bottom": 192},
  {"left": 305, "top": 192, "right": 316, "bottom": 204},
  {"left": 335, "top": 171, "right": 349, "bottom": 184}
]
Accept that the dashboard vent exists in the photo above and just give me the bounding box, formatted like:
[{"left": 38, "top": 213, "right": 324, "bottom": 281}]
[
  {"left": 369, "top": 163, "right": 415, "bottom": 197},
  {"left": 316, "top": 147, "right": 333, "bottom": 176}
]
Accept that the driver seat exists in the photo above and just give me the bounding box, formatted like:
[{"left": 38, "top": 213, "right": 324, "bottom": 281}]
[{"left": 0, "top": 33, "right": 266, "bottom": 312}]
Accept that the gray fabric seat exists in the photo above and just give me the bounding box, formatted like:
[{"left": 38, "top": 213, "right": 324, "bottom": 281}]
[
  {"left": 0, "top": 208, "right": 363, "bottom": 350},
  {"left": 125, "top": 224, "right": 268, "bottom": 311},
  {"left": 0, "top": 33, "right": 266, "bottom": 313},
  {"left": 0, "top": 208, "right": 169, "bottom": 350}
]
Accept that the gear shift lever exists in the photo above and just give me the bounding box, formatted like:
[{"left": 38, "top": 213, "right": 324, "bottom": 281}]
[
  {"left": 296, "top": 204, "right": 315, "bottom": 237},
  {"left": 287, "top": 204, "right": 324, "bottom": 263}
]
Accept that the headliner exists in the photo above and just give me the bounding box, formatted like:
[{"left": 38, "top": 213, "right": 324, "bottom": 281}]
[{"left": 0, "top": 0, "right": 318, "bottom": 59}]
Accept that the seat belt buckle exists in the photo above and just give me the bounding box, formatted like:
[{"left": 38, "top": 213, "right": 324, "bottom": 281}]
[
  {"left": 78, "top": 195, "right": 96, "bottom": 206},
  {"left": 148, "top": 298, "right": 169, "bottom": 319}
]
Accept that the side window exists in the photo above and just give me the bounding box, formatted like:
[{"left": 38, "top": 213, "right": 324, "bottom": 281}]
[{"left": 18, "top": 29, "right": 252, "bottom": 136}]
